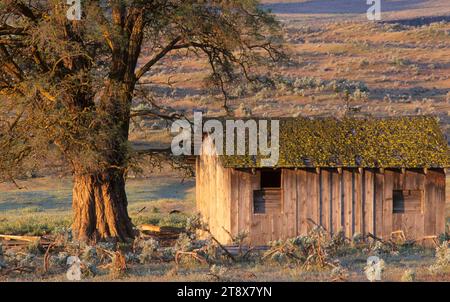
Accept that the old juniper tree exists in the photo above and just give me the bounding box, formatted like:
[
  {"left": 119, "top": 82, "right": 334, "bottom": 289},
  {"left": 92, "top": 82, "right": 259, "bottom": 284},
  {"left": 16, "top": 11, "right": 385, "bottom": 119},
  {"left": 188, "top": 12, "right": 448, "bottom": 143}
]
[{"left": 0, "top": 0, "right": 283, "bottom": 242}]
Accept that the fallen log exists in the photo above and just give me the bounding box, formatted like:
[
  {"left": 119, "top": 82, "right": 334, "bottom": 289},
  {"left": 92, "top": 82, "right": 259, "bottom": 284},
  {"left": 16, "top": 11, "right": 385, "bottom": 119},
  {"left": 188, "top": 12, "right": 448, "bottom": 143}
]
[
  {"left": 0, "top": 234, "right": 53, "bottom": 250},
  {"left": 390, "top": 230, "right": 406, "bottom": 242},
  {"left": 139, "top": 224, "right": 185, "bottom": 234},
  {"left": 419, "top": 235, "right": 439, "bottom": 247},
  {"left": 0, "top": 234, "right": 40, "bottom": 243}
]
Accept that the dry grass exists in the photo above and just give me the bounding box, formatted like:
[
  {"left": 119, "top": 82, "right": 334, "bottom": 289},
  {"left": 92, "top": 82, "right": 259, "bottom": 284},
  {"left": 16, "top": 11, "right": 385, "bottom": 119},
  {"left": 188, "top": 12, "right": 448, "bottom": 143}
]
[
  {"left": 132, "top": 0, "right": 450, "bottom": 143},
  {"left": 0, "top": 175, "right": 195, "bottom": 235}
]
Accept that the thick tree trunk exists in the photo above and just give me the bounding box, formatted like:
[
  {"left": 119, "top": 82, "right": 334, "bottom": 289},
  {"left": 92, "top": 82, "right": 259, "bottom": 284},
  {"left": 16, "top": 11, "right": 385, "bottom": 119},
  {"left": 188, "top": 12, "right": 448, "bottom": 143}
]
[{"left": 72, "top": 170, "right": 135, "bottom": 242}]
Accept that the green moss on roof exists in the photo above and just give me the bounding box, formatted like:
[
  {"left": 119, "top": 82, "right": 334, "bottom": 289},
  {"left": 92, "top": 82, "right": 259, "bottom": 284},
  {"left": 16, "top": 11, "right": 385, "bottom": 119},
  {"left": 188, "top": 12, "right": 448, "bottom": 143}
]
[{"left": 217, "top": 116, "right": 450, "bottom": 168}]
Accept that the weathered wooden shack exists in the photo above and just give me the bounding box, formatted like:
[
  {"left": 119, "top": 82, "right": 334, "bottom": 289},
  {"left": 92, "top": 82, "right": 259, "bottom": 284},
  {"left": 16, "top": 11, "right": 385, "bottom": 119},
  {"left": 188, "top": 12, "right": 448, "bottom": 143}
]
[{"left": 196, "top": 116, "right": 449, "bottom": 245}]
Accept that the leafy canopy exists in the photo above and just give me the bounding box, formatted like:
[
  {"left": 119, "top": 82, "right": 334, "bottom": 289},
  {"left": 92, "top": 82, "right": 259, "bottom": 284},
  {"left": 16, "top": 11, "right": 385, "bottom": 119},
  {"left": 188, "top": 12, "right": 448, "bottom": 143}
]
[{"left": 0, "top": 0, "right": 284, "bottom": 181}]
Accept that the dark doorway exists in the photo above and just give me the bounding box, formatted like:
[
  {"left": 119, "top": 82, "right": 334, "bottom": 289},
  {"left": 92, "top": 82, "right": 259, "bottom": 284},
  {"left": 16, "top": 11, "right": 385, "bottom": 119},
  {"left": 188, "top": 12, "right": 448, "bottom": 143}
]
[{"left": 260, "top": 169, "right": 282, "bottom": 188}]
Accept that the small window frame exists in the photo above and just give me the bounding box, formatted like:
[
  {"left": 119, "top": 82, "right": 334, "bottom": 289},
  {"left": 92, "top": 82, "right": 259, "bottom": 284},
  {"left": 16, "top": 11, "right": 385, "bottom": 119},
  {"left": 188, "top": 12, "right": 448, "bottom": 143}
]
[
  {"left": 393, "top": 189, "right": 424, "bottom": 214},
  {"left": 253, "top": 169, "right": 283, "bottom": 215}
]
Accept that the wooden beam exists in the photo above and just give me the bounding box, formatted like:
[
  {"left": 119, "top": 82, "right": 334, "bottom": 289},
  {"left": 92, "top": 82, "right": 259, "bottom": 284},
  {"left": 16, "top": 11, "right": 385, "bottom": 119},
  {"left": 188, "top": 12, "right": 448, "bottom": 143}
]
[{"left": 0, "top": 234, "right": 40, "bottom": 243}]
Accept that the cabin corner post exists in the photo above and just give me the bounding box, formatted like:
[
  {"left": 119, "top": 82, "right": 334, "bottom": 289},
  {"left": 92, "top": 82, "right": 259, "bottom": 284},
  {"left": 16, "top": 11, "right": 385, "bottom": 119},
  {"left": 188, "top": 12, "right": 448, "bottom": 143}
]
[{"left": 436, "top": 168, "right": 447, "bottom": 236}]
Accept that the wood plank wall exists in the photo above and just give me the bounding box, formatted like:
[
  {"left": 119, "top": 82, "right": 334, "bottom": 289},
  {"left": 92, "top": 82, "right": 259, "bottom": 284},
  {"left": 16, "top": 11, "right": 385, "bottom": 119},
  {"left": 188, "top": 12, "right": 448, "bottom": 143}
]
[
  {"left": 208, "top": 168, "right": 447, "bottom": 246},
  {"left": 196, "top": 137, "right": 232, "bottom": 243}
]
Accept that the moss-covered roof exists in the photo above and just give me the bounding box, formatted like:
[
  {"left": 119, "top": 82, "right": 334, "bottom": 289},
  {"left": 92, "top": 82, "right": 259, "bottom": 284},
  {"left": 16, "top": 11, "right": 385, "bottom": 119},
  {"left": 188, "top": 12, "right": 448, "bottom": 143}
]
[{"left": 213, "top": 116, "right": 449, "bottom": 168}]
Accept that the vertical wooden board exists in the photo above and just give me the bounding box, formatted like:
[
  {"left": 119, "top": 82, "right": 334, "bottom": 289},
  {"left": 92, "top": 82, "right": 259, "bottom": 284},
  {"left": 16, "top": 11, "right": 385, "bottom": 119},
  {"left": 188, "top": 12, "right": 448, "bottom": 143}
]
[
  {"left": 258, "top": 214, "right": 268, "bottom": 244},
  {"left": 392, "top": 170, "right": 427, "bottom": 240},
  {"left": 321, "top": 169, "right": 331, "bottom": 233},
  {"left": 436, "top": 173, "right": 446, "bottom": 235},
  {"left": 374, "top": 171, "right": 384, "bottom": 238},
  {"left": 211, "top": 158, "right": 217, "bottom": 238},
  {"left": 203, "top": 156, "right": 211, "bottom": 232},
  {"left": 251, "top": 214, "right": 264, "bottom": 245},
  {"left": 246, "top": 172, "right": 257, "bottom": 235},
  {"left": 393, "top": 172, "right": 404, "bottom": 237},
  {"left": 415, "top": 213, "right": 425, "bottom": 240},
  {"left": 331, "top": 170, "right": 342, "bottom": 234},
  {"left": 283, "top": 169, "right": 297, "bottom": 237},
  {"left": 306, "top": 169, "right": 319, "bottom": 231},
  {"left": 392, "top": 171, "right": 401, "bottom": 190},
  {"left": 207, "top": 158, "right": 213, "bottom": 226},
  {"left": 392, "top": 214, "right": 401, "bottom": 234},
  {"left": 424, "top": 173, "right": 436, "bottom": 236},
  {"left": 208, "top": 158, "right": 214, "bottom": 231},
  {"left": 214, "top": 160, "right": 220, "bottom": 238},
  {"left": 250, "top": 215, "right": 257, "bottom": 244},
  {"left": 383, "top": 170, "right": 394, "bottom": 239},
  {"left": 273, "top": 213, "right": 281, "bottom": 241},
  {"left": 404, "top": 170, "right": 419, "bottom": 190},
  {"left": 195, "top": 158, "right": 201, "bottom": 216},
  {"left": 237, "top": 171, "right": 246, "bottom": 233},
  {"left": 198, "top": 158, "right": 205, "bottom": 221},
  {"left": 196, "top": 158, "right": 203, "bottom": 220},
  {"left": 215, "top": 165, "right": 222, "bottom": 241},
  {"left": 222, "top": 168, "right": 233, "bottom": 242},
  {"left": 315, "top": 170, "right": 321, "bottom": 227},
  {"left": 342, "top": 169, "right": 353, "bottom": 238},
  {"left": 413, "top": 171, "right": 425, "bottom": 240},
  {"left": 207, "top": 157, "right": 213, "bottom": 234},
  {"left": 363, "top": 170, "right": 374, "bottom": 235},
  {"left": 354, "top": 170, "right": 363, "bottom": 234},
  {"left": 305, "top": 170, "right": 313, "bottom": 231},
  {"left": 250, "top": 169, "right": 261, "bottom": 237},
  {"left": 270, "top": 213, "right": 276, "bottom": 242},
  {"left": 250, "top": 215, "right": 262, "bottom": 245},
  {"left": 230, "top": 170, "right": 240, "bottom": 236},
  {"left": 402, "top": 214, "right": 412, "bottom": 236},
  {"left": 297, "top": 169, "right": 308, "bottom": 235}
]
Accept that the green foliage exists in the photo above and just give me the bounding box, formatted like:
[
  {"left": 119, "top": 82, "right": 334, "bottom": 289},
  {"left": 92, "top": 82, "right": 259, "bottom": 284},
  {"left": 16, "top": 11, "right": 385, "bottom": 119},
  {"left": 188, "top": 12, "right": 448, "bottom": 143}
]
[
  {"left": 132, "top": 212, "right": 189, "bottom": 229},
  {"left": 0, "top": 215, "right": 72, "bottom": 236},
  {"left": 159, "top": 213, "right": 188, "bottom": 228}
]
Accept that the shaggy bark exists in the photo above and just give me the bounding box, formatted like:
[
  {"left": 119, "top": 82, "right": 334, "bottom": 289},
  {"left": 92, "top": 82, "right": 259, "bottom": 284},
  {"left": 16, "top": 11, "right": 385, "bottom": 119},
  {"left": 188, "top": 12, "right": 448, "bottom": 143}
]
[{"left": 72, "top": 170, "right": 135, "bottom": 242}]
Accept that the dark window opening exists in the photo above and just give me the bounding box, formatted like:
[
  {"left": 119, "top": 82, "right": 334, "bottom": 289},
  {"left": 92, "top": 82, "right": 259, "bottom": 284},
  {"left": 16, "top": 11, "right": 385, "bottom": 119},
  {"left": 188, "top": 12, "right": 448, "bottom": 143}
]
[
  {"left": 393, "top": 190, "right": 423, "bottom": 214},
  {"left": 260, "top": 170, "right": 281, "bottom": 188},
  {"left": 254, "top": 169, "right": 282, "bottom": 214}
]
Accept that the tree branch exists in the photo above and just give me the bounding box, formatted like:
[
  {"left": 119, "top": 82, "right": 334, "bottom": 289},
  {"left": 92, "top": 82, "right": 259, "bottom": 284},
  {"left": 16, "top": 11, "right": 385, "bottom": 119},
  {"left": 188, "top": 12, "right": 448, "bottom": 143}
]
[
  {"left": 0, "top": 25, "right": 26, "bottom": 36},
  {"left": 135, "top": 36, "right": 182, "bottom": 81}
]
